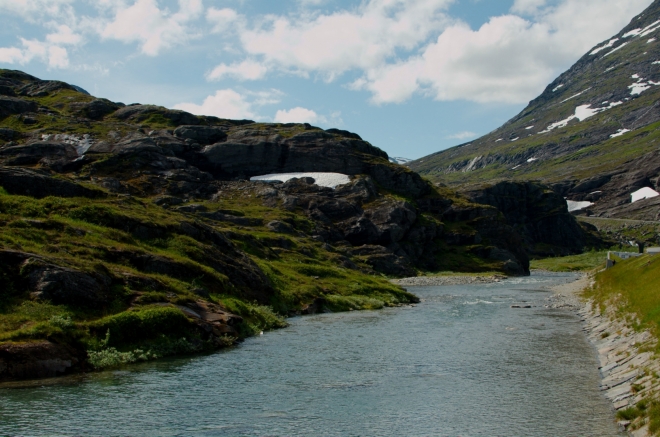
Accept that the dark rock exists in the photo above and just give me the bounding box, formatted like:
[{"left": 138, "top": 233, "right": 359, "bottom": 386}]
[
  {"left": 0, "top": 85, "right": 16, "bottom": 96},
  {"left": 0, "top": 141, "right": 78, "bottom": 168},
  {"left": 0, "top": 96, "right": 38, "bottom": 118},
  {"left": 267, "top": 220, "right": 296, "bottom": 234},
  {"left": 0, "top": 167, "right": 106, "bottom": 199},
  {"left": 113, "top": 105, "right": 200, "bottom": 126},
  {"left": 325, "top": 128, "right": 362, "bottom": 140},
  {"left": 175, "top": 204, "right": 207, "bottom": 213},
  {"left": 0, "top": 341, "right": 83, "bottom": 382},
  {"left": 466, "top": 181, "right": 592, "bottom": 256},
  {"left": 17, "top": 80, "right": 85, "bottom": 97},
  {"left": 174, "top": 125, "right": 228, "bottom": 145},
  {"left": 21, "top": 258, "right": 112, "bottom": 307},
  {"left": 0, "top": 128, "right": 20, "bottom": 142},
  {"left": 71, "top": 98, "right": 119, "bottom": 120}
]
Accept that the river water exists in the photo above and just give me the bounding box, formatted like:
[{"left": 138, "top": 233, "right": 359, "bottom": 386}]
[{"left": 0, "top": 273, "right": 624, "bottom": 436}]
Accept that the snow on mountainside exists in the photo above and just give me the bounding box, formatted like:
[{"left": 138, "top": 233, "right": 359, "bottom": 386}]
[
  {"left": 410, "top": 0, "right": 660, "bottom": 221},
  {"left": 389, "top": 157, "right": 412, "bottom": 165}
]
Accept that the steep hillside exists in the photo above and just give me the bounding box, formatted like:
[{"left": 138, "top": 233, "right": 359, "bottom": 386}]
[
  {"left": 0, "top": 69, "right": 551, "bottom": 381},
  {"left": 410, "top": 0, "right": 660, "bottom": 220}
]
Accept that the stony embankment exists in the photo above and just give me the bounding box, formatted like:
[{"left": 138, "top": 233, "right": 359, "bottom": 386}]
[
  {"left": 390, "top": 274, "right": 507, "bottom": 287},
  {"left": 550, "top": 275, "right": 659, "bottom": 436}
]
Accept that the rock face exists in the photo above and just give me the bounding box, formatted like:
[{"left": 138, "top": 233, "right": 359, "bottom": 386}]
[
  {"left": 0, "top": 167, "right": 106, "bottom": 198},
  {"left": 0, "top": 341, "right": 84, "bottom": 382},
  {"left": 465, "top": 181, "right": 594, "bottom": 256}
]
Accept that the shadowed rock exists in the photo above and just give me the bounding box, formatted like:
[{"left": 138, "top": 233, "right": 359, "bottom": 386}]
[{"left": 0, "top": 167, "right": 107, "bottom": 198}]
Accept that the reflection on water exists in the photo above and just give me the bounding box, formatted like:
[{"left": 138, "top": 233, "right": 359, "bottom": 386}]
[{"left": 0, "top": 272, "right": 624, "bottom": 436}]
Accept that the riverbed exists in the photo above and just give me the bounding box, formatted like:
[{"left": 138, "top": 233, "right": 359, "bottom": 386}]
[{"left": 0, "top": 272, "right": 624, "bottom": 436}]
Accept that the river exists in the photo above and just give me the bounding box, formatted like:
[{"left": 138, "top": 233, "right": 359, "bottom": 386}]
[{"left": 0, "top": 272, "right": 624, "bottom": 436}]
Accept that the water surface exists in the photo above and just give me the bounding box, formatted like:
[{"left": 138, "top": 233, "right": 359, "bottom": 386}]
[{"left": 0, "top": 273, "right": 623, "bottom": 436}]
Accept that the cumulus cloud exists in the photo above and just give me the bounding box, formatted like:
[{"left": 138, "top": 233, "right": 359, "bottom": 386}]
[
  {"left": 207, "top": 59, "right": 269, "bottom": 81},
  {"left": 207, "top": 7, "right": 241, "bottom": 34},
  {"left": 352, "top": 0, "right": 653, "bottom": 104},
  {"left": 240, "top": 0, "right": 453, "bottom": 78},
  {"left": 100, "top": 0, "right": 203, "bottom": 56},
  {"left": 274, "top": 107, "right": 323, "bottom": 124},
  {"left": 173, "top": 88, "right": 283, "bottom": 120},
  {"left": 0, "top": 0, "right": 76, "bottom": 23},
  {"left": 0, "top": 37, "right": 70, "bottom": 68}
]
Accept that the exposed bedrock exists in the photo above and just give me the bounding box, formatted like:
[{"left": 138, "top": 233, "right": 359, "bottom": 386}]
[{"left": 465, "top": 181, "right": 597, "bottom": 257}]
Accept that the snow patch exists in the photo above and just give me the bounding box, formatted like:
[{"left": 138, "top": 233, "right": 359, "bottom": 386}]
[
  {"left": 511, "top": 165, "right": 521, "bottom": 170},
  {"left": 591, "top": 38, "right": 619, "bottom": 55},
  {"left": 604, "top": 42, "right": 629, "bottom": 57},
  {"left": 623, "top": 29, "right": 642, "bottom": 38},
  {"left": 539, "top": 103, "right": 612, "bottom": 134},
  {"left": 653, "top": 61, "right": 660, "bottom": 65},
  {"left": 389, "top": 157, "right": 412, "bottom": 165},
  {"left": 250, "top": 172, "right": 351, "bottom": 189},
  {"left": 560, "top": 88, "right": 591, "bottom": 104},
  {"left": 525, "top": 126, "right": 534, "bottom": 130},
  {"left": 552, "top": 84, "right": 564, "bottom": 92},
  {"left": 610, "top": 129, "right": 631, "bottom": 138},
  {"left": 631, "top": 187, "right": 660, "bottom": 203},
  {"left": 649, "top": 38, "right": 656, "bottom": 43},
  {"left": 566, "top": 200, "right": 594, "bottom": 212},
  {"left": 632, "top": 74, "right": 640, "bottom": 79},
  {"left": 510, "top": 137, "right": 519, "bottom": 142},
  {"left": 495, "top": 138, "right": 503, "bottom": 142},
  {"left": 527, "top": 158, "right": 537, "bottom": 163}
]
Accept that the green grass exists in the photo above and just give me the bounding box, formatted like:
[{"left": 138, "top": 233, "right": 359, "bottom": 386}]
[{"left": 530, "top": 250, "right": 609, "bottom": 272}]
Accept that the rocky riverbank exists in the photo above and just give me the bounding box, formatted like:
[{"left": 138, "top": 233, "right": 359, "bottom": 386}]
[
  {"left": 550, "top": 275, "right": 659, "bottom": 436},
  {"left": 390, "top": 274, "right": 507, "bottom": 287}
]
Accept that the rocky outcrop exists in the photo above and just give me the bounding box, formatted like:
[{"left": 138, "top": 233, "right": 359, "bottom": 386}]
[
  {"left": 0, "top": 341, "right": 84, "bottom": 382},
  {"left": 0, "top": 167, "right": 106, "bottom": 198},
  {"left": 465, "top": 181, "right": 594, "bottom": 257},
  {"left": 0, "top": 96, "right": 38, "bottom": 118}
]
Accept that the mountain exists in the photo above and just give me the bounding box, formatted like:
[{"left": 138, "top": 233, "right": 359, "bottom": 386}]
[
  {"left": 389, "top": 156, "right": 412, "bottom": 165},
  {"left": 409, "top": 0, "right": 660, "bottom": 221},
  {"left": 1, "top": 69, "right": 588, "bottom": 381}
]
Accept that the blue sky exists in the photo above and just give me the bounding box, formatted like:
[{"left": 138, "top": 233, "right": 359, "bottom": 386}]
[{"left": 0, "top": 0, "right": 654, "bottom": 159}]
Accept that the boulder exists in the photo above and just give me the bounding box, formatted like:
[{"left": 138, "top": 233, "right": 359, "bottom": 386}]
[
  {"left": 0, "top": 141, "right": 78, "bottom": 167},
  {"left": 0, "top": 96, "right": 38, "bottom": 118},
  {"left": 71, "top": 98, "right": 120, "bottom": 120},
  {"left": 174, "top": 125, "right": 228, "bottom": 145},
  {"left": 0, "top": 167, "right": 106, "bottom": 198},
  {"left": 22, "top": 259, "right": 113, "bottom": 307},
  {"left": 0, "top": 341, "right": 83, "bottom": 382}
]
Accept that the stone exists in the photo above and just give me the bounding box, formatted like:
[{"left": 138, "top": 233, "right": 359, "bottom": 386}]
[
  {"left": 21, "top": 259, "right": 112, "bottom": 307},
  {"left": 0, "top": 167, "right": 107, "bottom": 199},
  {"left": 0, "top": 96, "right": 38, "bottom": 118},
  {"left": 174, "top": 125, "right": 228, "bottom": 145},
  {"left": 0, "top": 140, "right": 78, "bottom": 168},
  {"left": 71, "top": 98, "right": 120, "bottom": 120},
  {"left": 0, "top": 341, "right": 82, "bottom": 382},
  {"left": 113, "top": 104, "right": 200, "bottom": 126}
]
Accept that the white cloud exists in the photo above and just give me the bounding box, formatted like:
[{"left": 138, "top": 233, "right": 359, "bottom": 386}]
[
  {"left": 174, "top": 89, "right": 256, "bottom": 119},
  {"left": 0, "top": 0, "right": 76, "bottom": 23},
  {"left": 46, "top": 24, "right": 82, "bottom": 45},
  {"left": 100, "top": 0, "right": 203, "bottom": 56},
  {"left": 0, "top": 37, "right": 70, "bottom": 68},
  {"left": 447, "top": 131, "right": 477, "bottom": 140},
  {"left": 274, "top": 107, "right": 323, "bottom": 124},
  {"left": 173, "top": 88, "right": 283, "bottom": 120},
  {"left": 207, "top": 60, "right": 269, "bottom": 81},
  {"left": 353, "top": 0, "right": 654, "bottom": 104},
  {"left": 207, "top": 7, "right": 241, "bottom": 34},
  {"left": 240, "top": 0, "right": 453, "bottom": 78}
]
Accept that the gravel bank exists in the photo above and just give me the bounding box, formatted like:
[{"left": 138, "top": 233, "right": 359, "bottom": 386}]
[{"left": 391, "top": 274, "right": 507, "bottom": 287}]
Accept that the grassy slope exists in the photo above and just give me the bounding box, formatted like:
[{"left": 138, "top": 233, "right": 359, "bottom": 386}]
[{"left": 530, "top": 250, "right": 610, "bottom": 272}]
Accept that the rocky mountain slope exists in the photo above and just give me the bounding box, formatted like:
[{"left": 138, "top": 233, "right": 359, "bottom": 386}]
[
  {"left": 409, "top": 0, "right": 660, "bottom": 221},
  {"left": 0, "top": 69, "right": 584, "bottom": 381}
]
